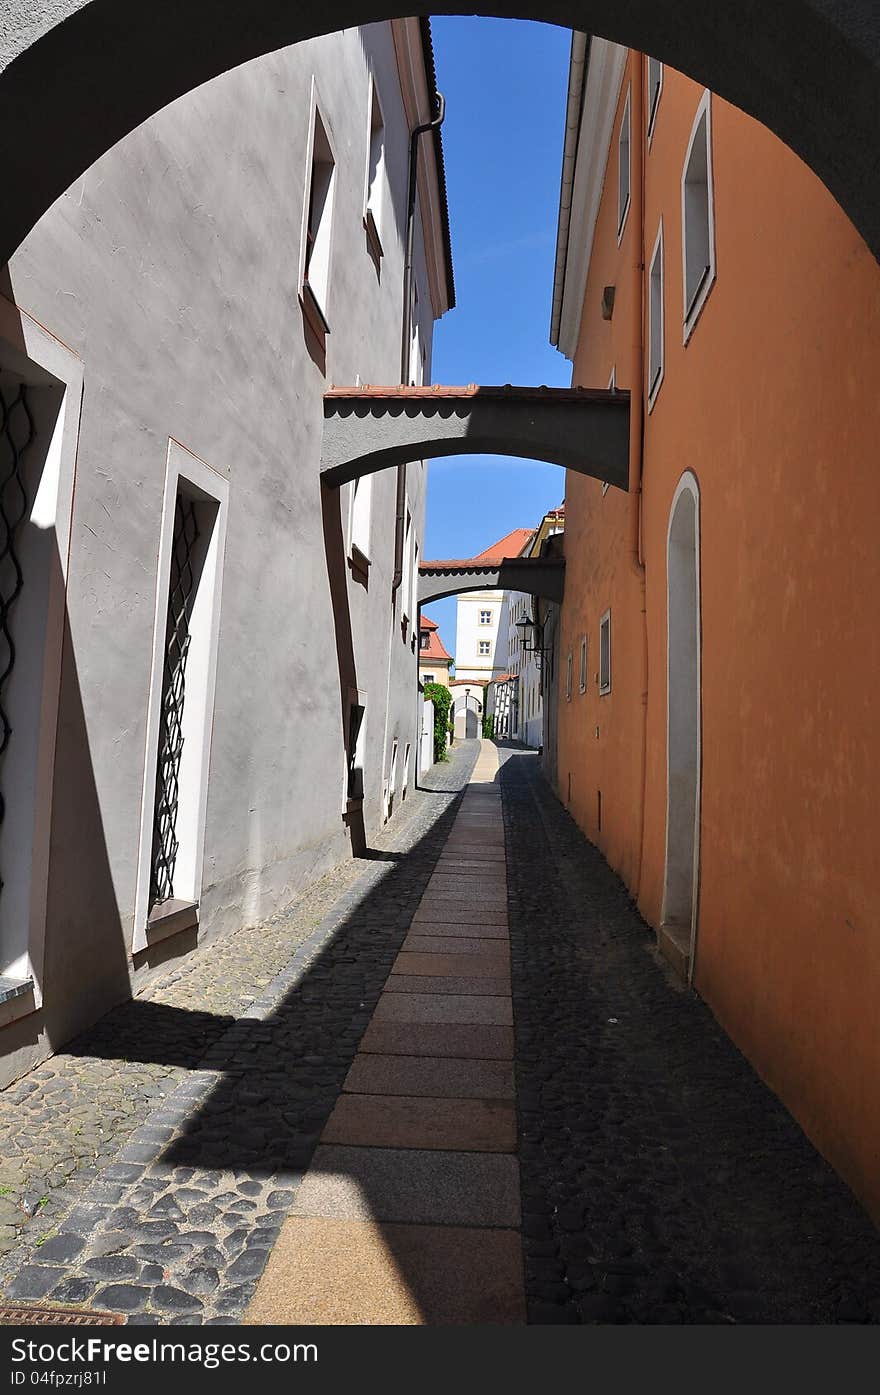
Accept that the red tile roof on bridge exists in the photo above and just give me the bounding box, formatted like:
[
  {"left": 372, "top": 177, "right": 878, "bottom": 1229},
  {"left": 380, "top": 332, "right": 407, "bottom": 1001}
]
[{"left": 324, "top": 384, "right": 618, "bottom": 401}]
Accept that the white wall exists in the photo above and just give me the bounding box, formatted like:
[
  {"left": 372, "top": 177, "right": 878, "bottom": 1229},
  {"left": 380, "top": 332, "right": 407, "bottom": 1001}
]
[{"left": 0, "top": 22, "right": 444, "bottom": 1080}]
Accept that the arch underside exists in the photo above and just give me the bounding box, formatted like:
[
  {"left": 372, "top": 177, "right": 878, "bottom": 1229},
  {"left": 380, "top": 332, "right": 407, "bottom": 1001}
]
[
  {"left": 419, "top": 559, "right": 564, "bottom": 604},
  {"left": 0, "top": 3, "right": 878, "bottom": 266},
  {"left": 321, "top": 388, "right": 631, "bottom": 489}
]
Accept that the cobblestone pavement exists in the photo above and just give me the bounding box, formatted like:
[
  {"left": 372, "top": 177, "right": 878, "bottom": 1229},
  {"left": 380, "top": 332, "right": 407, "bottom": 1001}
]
[
  {"left": 0, "top": 741, "right": 478, "bottom": 1321},
  {"left": 501, "top": 748, "right": 880, "bottom": 1324}
]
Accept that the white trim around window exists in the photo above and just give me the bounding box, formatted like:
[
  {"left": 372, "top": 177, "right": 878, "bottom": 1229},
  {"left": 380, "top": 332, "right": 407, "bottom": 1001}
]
[
  {"left": 132, "top": 440, "right": 229, "bottom": 954},
  {"left": 681, "top": 88, "right": 716, "bottom": 343},
  {"left": 647, "top": 57, "right": 663, "bottom": 144},
  {"left": 0, "top": 303, "right": 83, "bottom": 1026},
  {"left": 603, "top": 366, "right": 615, "bottom": 495},
  {"left": 617, "top": 84, "right": 632, "bottom": 244},
  {"left": 648, "top": 218, "right": 665, "bottom": 411},
  {"left": 599, "top": 609, "right": 612, "bottom": 695}
]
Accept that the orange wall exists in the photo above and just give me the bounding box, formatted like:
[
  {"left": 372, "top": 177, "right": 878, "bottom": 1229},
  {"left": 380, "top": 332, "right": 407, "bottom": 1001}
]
[{"left": 557, "top": 53, "right": 880, "bottom": 1220}]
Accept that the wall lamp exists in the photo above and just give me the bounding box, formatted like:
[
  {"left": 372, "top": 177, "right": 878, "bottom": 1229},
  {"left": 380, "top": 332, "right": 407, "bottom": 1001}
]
[{"left": 514, "top": 612, "right": 551, "bottom": 670}]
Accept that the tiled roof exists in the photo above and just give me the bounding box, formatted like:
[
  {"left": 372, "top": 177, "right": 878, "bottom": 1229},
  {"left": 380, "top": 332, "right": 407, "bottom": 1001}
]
[
  {"left": 419, "top": 632, "right": 452, "bottom": 662},
  {"left": 472, "top": 528, "right": 535, "bottom": 563},
  {"left": 419, "top": 17, "right": 455, "bottom": 311},
  {"left": 420, "top": 615, "right": 438, "bottom": 630},
  {"left": 325, "top": 383, "right": 613, "bottom": 401}
]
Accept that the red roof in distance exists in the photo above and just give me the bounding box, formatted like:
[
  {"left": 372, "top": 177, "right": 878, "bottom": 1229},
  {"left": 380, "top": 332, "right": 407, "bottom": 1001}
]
[{"left": 419, "top": 611, "right": 452, "bottom": 663}]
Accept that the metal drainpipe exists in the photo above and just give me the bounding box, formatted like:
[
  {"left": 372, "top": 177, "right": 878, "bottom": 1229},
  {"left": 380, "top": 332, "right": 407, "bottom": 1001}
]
[
  {"left": 392, "top": 92, "right": 446, "bottom": 592},
  {"left": 628, "top": 53, "right": 649, "bottom": 903}
]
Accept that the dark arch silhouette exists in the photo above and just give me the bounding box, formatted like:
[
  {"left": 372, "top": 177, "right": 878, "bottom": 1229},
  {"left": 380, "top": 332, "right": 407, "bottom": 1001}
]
[{"left": 0, "top": 3, "right": 878, "bottom": 267}]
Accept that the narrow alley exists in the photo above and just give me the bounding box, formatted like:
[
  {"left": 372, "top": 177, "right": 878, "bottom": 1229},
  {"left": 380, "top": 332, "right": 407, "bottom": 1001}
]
[{"left": 1, "top": 740, "right": 878, "bottom": 1325}]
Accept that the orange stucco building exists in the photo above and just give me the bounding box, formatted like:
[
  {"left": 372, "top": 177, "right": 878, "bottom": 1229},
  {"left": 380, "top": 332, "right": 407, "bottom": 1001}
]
[{"left": 550, "top": 38, "right": 880, "bottom": 1221}]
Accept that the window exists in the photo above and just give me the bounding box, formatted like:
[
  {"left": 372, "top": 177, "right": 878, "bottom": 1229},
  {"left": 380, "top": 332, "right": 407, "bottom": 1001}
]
[
  {"left": 603, "top": 367, "right": 615, "bottom": 495},
  {"left": 478, "top": 640, "right": 491, "bottom": 656},
  {"left": 420, "top": 631, "right": 430, "bottom": 650},
  {"left": 479, "top": 609, "right": 492, "bottom": 625},
  {"left": 386, "top": 739, "right": 399, "bottom": 820},
  {"left": 423, "top": 673, "right": 435, "bottom": 684},
  {"left": 364, "top": 80, "right": 385, "bottom": 271},
  {"left": 579, "top": 635, "right": 588, "bottom": 693},
  {"left": 681, "top": 90, "right": 716, "bottom": 339},
  {"left": 349, "top": 473, "right": 372, "bottom": 566},
  {"left": 599, "top": 610, "right": 612, "bottom": 695},
  {"left": 402, "top": 507, "right": 412, "bottom": 624},
  {"left": 134, "top": 441, "right": 228, "bottom": 952},
  {"left": 0, "top": 325, "right": 82, "bottom": 1022},
  {"left": 565, "top": 651, "right": 572, "bottom": 702},
  {"left": 648, "top": 220, "right": 664, "bottom": 408},
  {"left": 346, "top": 698, "right": 366, "bottom": 801},
  {"left": 402, "top": 741, "right": 411, "bottom": 799},
  {"left": 410, "top": 283, "right": 422, "bottom": 385},
  {"left": 647, "top": 58, "right": 663, "bottom": 139},
  {"left": 617, "top": 85, "right": 631, "bottom": 241},
  {"left": 300, "top": 98, "right": 335, "bottom": 348}
]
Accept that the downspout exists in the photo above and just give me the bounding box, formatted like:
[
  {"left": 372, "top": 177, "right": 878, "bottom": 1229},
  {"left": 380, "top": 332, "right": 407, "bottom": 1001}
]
[
  {"left": 392, "top": 91, "right": 446, "bottom": 591},
  {"left": 628, "top": 53, "right": 649, "bottom": 903}
]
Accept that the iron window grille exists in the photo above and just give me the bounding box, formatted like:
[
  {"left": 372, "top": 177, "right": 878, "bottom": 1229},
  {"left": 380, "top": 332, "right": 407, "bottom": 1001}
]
[
  {"left": 149, "top": 493, "right": 200, "bottom": 908},
  {"left": 0, "top": 382, "right": 34, "bottom": 899}
]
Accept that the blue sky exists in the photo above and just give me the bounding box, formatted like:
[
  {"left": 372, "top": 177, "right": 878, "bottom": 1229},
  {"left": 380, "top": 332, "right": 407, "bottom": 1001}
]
[{"left": 424, "top": 17, "right": 571, "bottom": 656}]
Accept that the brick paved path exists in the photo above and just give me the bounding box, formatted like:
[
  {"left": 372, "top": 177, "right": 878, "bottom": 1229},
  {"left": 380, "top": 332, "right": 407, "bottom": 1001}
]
[
  {"left": 502, "top": 747, "right": 880, "bottom": 1324},
  {"left": 0, "top": 741, "right": 480, "bottom": 1322},
  {"left": 3, "top": 739, "right": 879, "bottom": 1324},
  {"left": 245, "top": 739, "right": 524, "bottom": 1323}
]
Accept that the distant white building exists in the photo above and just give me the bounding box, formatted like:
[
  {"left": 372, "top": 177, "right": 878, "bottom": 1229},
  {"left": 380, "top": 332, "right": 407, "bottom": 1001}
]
[
  {"left": 451, "top": 529, "right": 533, "bottom": 739},
  {"left": 503, "top": 506, "right": 565, "bottom": 747}
]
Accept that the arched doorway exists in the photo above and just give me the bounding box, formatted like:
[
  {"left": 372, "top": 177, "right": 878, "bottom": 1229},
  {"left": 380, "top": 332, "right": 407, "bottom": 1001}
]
[{"left": 661, "top": 471, "right": 701, "bottom": 980}]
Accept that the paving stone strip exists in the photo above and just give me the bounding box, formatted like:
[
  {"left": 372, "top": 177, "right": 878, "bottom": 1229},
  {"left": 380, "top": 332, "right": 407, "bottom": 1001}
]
[
  {"left": 243, "top": 739, "right": 526, "bottom": 1325},
  {"left": 0, "top": 741, "right": 480, "bottom": 1323},
  {"left": 501, "top": 746, "right": 880, "bottom": 1325}
]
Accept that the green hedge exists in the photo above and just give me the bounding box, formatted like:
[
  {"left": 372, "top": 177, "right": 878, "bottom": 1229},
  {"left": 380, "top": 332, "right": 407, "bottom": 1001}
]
[{"left": 424, "top": 682, "right": 453, "bottom": 763}]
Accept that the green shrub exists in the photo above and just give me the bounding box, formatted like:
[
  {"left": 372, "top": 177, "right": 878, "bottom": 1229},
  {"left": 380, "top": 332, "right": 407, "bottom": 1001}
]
[
  {"left": 482, "top": 713, "right": 495, "bottom": 740},
  {"left": 424, "top": 682, "right": 453, "bottom": 763}
]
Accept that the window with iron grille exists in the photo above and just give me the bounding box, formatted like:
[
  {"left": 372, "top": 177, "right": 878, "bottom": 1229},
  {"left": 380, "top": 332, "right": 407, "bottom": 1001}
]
[
  {"left": 149, "top": 492, "right": 200, "bottom": 909},
  {"left": 0, "top": 382, "right": 34, "bottom": 924}
]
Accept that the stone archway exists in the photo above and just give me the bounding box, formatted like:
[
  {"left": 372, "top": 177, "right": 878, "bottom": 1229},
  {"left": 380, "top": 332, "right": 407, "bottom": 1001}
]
[{"left": 0, "top": 2, "right": 878, "bottom": 268}]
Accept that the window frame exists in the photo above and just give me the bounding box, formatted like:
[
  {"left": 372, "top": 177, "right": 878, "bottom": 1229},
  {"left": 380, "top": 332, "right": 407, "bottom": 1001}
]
[
  {"left": 298, "top": 84, "right": 336, "bottom": 351},
  {"left": 133, "top": 440, "right": 229, "bottom": 952},
  {"left": 363, "top": 77, "right": 386, "bottom": 273},
  {"left": 681, "top": 88, "right": 716, "bottom": 343},
  {"left": 647, "top": 57, "right": 663, "bottom": 143},
  {"left": 565, "top": 651, "right": 573, "bottom": 702},
  {"left": 478, "top": 639, "right": 491, "bottom": 657},
  {"left": 479, "top": 608, "right": 493, "bottom": 626},
  {"left": 617, "top": 84, "right": 632, "bottom": 243},
  {"left": 603, "top": 366, "right": 616, "bottom": 495},
  {"left": 579, "top": 635, "right": 588, "bottom": 693},
  {"left": 648, "top": 218, "right": 665, "bottom": 411},
  {"left": 599, "top": 609, "right": 612, "bottom": 696}
]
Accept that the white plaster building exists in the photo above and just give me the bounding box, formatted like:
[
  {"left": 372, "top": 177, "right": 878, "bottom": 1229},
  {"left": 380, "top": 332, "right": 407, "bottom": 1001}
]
[
  {"left": 451, "top": 529, "right": 532, "bottom": 739},
  {"left": 0, "top": 20, "right": 453, "bottom": 1083},
  {"left": 505, "top": 506, "right": 565, "bottom": 747}
]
